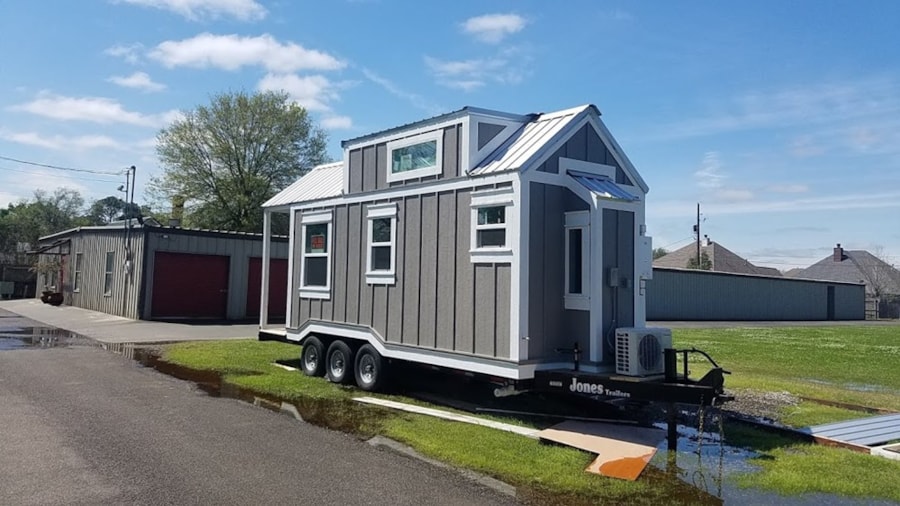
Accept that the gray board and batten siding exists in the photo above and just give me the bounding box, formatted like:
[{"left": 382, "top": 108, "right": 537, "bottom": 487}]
[
  {"left": 143, "top": 228, "right": 289, "bottom": 320},
  {"left": 62, "top": 229, "right": 145, "bottom": 319},
  {"left": 526, "top": 123, "right": 638, "bottom": 363},
  {"left": 294, "top": 185, "right": 513, "bottom": 360},
  {"left": 347, "top": 124, "right": 463, "bottom": 194},
  {"left": 647, "top": 267, "right": 865, "bottom": 321}
]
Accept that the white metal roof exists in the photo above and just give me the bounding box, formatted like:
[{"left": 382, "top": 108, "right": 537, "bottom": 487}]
[
  {"left": 469, "top": 105, "right": 591, "bottom": 176},
  {"left": 263, "top": 162, "right": 343, "bottom": 208}
]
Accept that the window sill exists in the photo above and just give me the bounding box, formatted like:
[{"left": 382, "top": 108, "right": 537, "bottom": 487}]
[
  {"left": 299, "top": 287, "right": 331, "bottom": 300},
  {"left": 469, "top": 248, "right": 513, "bottom": 264},
  {"left": 365, "top": 271, "right": 396, "bottom": 285}
]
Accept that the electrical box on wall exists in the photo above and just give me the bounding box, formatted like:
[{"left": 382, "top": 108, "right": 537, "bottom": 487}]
[
  {"left": 637, "top": 236, "right": 653, "bottom": 280},
  {"left": 608, "top": 267, "right": 619, "bottom": 287}
]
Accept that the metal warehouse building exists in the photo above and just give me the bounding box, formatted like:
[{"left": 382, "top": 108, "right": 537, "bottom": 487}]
[
  {"left": 647, "top": 267, "right": 865, "bottom": 321},
  {"left": 35, "top": 221, "right": 289, "bottom": 321}
]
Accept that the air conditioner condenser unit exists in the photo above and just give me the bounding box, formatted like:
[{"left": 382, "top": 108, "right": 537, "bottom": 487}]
[{"left": 615, "top": 327, "right": 672, "bottom": 377}]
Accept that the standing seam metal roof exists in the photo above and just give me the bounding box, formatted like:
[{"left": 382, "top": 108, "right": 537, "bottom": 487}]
[
  {"left": 469, "top": 105, "right": 591, "bottom": 175},
  {"left": 262, "top": 162, "right": 343, "bottom": 208}
]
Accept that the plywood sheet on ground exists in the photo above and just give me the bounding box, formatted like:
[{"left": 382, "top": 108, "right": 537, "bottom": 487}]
[{"left": 537, "top": 421, "right": 664, "bottom": 481}]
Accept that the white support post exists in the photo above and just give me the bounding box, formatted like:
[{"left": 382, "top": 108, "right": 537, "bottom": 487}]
[
  {"left": 259, "top": 209, "right": 271, "bottom": 328},
  {"left": 589, "top": 199, "right": 604, "bottom": 363}
]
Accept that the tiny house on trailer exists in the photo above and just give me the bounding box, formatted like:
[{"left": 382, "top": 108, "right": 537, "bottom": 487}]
[{"left": 258, "top": 104, "right": 726, "bottom": 406}]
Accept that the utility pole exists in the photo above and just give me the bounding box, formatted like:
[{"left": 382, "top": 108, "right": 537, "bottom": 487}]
[{"left": 697, "top": 203, "right": 701, "bottom": 266}]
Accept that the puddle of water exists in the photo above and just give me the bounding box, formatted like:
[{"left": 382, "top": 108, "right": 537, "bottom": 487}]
[
  {"left": 803, "top": 377, "right": 891, "bottom": 394},
  {"left": 129, "top": 348, "right": 894, "bottom": 506},
  {"left": 0, "top": 326, "right": 86, "bottom": 350}
]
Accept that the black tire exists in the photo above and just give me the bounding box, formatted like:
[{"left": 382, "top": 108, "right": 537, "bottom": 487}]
[
  {"left": 354, "top": 344, "right": 386, "bottom": 392},
  {"left": 300, "top": 336, "right": 326, "bottom": 377},
  {"left": 325, "top": 340, "right": 354, "bottom": 384}
]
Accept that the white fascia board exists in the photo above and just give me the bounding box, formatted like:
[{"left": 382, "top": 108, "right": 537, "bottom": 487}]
[
  {"left": 293, "top": 172, "right": 518, "bottom": 210},
  {"left": 509, "top": 177, "right": 524, "bottom": 361}
]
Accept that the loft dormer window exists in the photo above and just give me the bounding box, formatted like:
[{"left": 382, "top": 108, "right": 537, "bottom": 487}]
[{"left": 385, "top": 130, "right": 443, "bottom": 183}]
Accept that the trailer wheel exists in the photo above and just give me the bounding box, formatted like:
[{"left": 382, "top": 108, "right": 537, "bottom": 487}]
[
  {"left": 325, "top": 340, "right": 354, "bottom": 384},
  {"left": 354, "top": 344, "right": 385, "bottom": 392},
  {"left": 300, "top": 336, "right": 326, "bottom": 377}
]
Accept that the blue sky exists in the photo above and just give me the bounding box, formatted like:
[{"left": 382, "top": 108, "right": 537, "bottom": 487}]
[{"left": 1, "top": 0, "right": 899, "bottom": 270}]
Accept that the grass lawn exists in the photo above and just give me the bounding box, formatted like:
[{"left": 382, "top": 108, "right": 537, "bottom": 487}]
[
  {"left": 159, "top": 327, "right": 900, "bottom": 503},
  {"left": 673, "top": 326, "right": 900, "bottom": 416}
]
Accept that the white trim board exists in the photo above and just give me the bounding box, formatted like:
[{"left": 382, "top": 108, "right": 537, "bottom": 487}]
[{"left": 354, "top": 397, "right": 539, "bottom": 438}]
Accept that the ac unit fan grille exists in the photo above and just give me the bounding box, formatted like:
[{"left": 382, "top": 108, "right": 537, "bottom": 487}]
[{"left": 638, "top": 334, "right": 662, "bottom": 371}]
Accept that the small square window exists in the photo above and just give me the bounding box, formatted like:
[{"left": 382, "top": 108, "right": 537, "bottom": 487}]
[{"left": 475, "top": 206, "right": 506, "bottom": 248}]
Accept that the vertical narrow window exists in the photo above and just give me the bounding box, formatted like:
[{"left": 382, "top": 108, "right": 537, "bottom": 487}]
[
  {"left": 365, "top": 203, "right": 397, "bottom": 284},
  {"left": 299, "top": 211, "right": 333, "bottom": 299},
  {"left": 103, "top": 251, "right": 115, "bottom": 296},
  {"left": 568, "top": 229, "right": 582, "bottom": 294},
  {"left": 565, "top": 211, "right": 590, "bottom": 310},
  {"left": 73, "top": 253, "right": 83, "bottom": 292}
]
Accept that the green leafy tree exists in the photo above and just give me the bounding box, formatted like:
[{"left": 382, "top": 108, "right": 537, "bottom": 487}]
[
  {"left": 652, "top": 247, "right": 668, "bottom": 260},
  {"left": 0, "top": 188, "right": 87, "bottom": 260},
  {"left": 150, "top": 90, "right": 329, "bottom": 233},
  {"left": 86, "top": 196, "right": 141, "bottom": 225},
  {"left": 686, "top": 251, "right": 712, "bottom": 270}
]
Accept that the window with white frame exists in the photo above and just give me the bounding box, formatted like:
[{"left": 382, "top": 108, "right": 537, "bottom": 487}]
[
  {"left": 385, "top": 130, "right": 443, "bottom": 183},
  {"left": 73, "top": 252, "right": 83, "bottom": 292},
  {"left": 366, "top": 203, "right": 397, "bottom": 284},
  {"left": 299, "top": 211, "right": 332, "bottom": 298},
  {"left": 470, "top": 187, "right": 514, "bottom": 263},
  {"left": 565, "top": 211, "right": 590, "bottom": 310},
  {"left": 103, "top": 251, "right": 115, "bottom": 296}
]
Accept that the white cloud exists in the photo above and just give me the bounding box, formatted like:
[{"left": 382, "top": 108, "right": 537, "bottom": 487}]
[
  {"left": 104, "top": 43, "right": 144, "bottom": 64},
  {"left": 769, "top": 183, "right": 809, "bottom": 193},
  {"left": 149, "top": 33, "right": 344, "bottom": 73},
  {"left": 361, "top": 68, "right": 444, "bottom": 115},
  {"left": 321, "top": 115, "right": 352, "bottom": 130},
  {"left": 425, "top": 51, "right": 529, "bottom": 91},
  {"left": 461, "top": 13, "right": 526, "bottom": 44},
  {"left": 657, "top": 77, "right": 900, "bottom": 141},
  {"left": 257, "top": 73, "right": 336, "bottom": 112},
  {"left": 694, "top": 151, "right": 725, "bottom": 189},
  {"left": 11, "top": 92, "right": 177, "bottom": 127},
  {"left": 108, "top": 71, "right": 166, "bottom": 92},
  {"left": 2, "top": 132, "right": 123, "bottom": 151},
  {"left": 114, "top": 0, "right": 266, "bottom": 21},
  {"left": 788, "top": 135, "right": 825, "bottom": 158}
]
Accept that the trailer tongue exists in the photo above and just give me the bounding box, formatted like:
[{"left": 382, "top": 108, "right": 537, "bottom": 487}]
[{"left": 533, "top": 346, "right": 730, "bottom": 450}]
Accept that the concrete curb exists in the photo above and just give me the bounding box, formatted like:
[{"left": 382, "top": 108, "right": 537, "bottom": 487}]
[{"left": 366, "top": 435, "right": 518, "bottom": 499}]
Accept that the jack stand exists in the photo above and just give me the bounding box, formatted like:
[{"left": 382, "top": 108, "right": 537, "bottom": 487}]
[{"left": 667, "top": 403, "right": 678, "bottom": 451}]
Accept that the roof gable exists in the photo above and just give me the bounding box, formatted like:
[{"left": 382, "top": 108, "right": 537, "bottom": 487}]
[{"left": 795, "top": 250, "right": 900, "bottom": 295}]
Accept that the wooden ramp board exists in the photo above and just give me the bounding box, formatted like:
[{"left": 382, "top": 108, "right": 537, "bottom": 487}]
[
  {"left": 802, "top": 413, "right": 900, "bottom": 447},
  {"left": 537, "top": 421, "right": 664, "bottom": 481}
]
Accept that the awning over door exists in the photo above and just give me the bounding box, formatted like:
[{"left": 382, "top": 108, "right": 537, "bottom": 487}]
[{"left": 570, "top": 171, "right": 639, "bottom": 202}]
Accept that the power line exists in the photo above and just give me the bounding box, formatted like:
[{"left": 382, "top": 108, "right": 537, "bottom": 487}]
[
  {"left": 0, "top": 154, "right": 124, "bottom": 176},
  {"left": 0, "top": 164, "right": 123, "bottom": 184}
]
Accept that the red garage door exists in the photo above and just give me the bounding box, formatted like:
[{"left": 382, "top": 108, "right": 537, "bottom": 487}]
[
  {"left": 151, "top": 252, "right": 229, "bottom": 319},
  {"left": 246, "top": 257, "right": 288, "bottom": 319}
]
